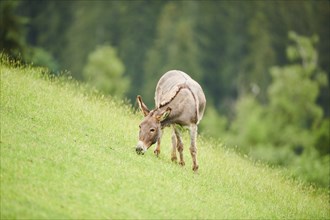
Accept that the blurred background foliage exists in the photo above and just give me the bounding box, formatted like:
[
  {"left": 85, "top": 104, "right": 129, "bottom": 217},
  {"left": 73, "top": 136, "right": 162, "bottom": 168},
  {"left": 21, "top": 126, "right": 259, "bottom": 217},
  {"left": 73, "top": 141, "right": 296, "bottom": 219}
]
[
  {"left": 82, "top": 44, "right": 129, "bottom": 98},
  {"left": 1, "top": 0, "right": 329, "bottom": 187}
]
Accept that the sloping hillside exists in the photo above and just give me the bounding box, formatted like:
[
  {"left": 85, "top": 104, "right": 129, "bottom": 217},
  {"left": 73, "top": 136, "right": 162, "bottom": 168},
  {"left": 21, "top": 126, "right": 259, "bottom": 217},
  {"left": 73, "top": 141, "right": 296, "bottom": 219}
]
[{"left": 1, "top": 62, "right": 329, "bottom": 219}]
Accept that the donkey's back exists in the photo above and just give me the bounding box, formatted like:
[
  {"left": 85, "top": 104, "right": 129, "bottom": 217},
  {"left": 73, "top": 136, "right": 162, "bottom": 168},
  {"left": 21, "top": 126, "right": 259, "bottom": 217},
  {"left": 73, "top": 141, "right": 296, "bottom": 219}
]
[{"left": 155, "top": 70, "right": 206, "bottom": 125}]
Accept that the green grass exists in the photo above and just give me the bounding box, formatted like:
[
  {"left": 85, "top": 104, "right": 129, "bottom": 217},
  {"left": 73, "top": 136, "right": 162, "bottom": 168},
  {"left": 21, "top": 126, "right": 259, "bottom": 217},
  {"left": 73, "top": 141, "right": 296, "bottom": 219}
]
[{"left": 1, "top": 61, "right": 329, "bottom": 219}]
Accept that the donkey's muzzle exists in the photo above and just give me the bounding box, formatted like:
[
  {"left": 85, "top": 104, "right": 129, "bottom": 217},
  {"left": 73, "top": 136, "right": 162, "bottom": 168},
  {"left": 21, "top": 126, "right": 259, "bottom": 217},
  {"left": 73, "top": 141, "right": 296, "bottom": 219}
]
[
  {"left": 136, "top": 141, "right": 146, "bottom": 155},
  {"left": 136, "top": 146, "right": 144, "bottom": 155}
]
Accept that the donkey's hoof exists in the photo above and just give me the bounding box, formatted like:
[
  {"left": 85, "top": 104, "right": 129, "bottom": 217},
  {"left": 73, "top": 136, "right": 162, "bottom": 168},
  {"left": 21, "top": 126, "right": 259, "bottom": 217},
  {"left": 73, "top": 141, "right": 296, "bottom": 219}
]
[
  {"left": 192, "top": 164, "right": 199, "bottom": 172},
  {"left": 171, "top": 156, "right": 177, "bottom": 162},
  {"left": 154, "top": 149, "right": 160, "bottom": 157},
  {"left": 179, "top": 161, "right": 185, "bottom": 166}
]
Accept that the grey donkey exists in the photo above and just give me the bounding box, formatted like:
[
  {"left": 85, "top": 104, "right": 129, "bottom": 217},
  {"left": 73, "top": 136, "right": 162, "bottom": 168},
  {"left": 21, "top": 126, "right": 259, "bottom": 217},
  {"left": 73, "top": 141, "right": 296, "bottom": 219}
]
[{"left": 136, "top": 70, "right": 206, "bottom": 171}]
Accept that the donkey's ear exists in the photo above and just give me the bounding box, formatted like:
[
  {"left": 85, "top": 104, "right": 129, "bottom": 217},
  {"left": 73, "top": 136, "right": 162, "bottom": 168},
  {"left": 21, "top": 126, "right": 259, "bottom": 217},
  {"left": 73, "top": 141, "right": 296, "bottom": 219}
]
[
  {"left": 156, "top": 107, "right": 171, "bottom": 122},
  {"left": 137, "top": 95, "right": 150, "bottom": 117}
]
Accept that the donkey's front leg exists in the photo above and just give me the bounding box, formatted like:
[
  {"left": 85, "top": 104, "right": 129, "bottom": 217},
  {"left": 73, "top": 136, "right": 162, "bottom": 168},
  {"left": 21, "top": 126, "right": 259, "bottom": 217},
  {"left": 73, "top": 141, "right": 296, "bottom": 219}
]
[
  {"left": 171, "top": 127, "right": 178, "bottom": 162},
  {"left": 189, "top": 124, "right": 199, "bottom": 171},
  {"left": 174, "top": 126, "right": 185, "bottom": 166},
  {"left": 154, "top": 129, "right": 163, "bottom": 156}
]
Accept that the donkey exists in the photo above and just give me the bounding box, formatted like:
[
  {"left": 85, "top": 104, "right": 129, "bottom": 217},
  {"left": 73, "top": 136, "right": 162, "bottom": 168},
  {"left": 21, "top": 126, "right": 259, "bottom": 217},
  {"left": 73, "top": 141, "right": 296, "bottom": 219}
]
[{"left": 136, "top": 70, "right": 206, "bottom": 171}]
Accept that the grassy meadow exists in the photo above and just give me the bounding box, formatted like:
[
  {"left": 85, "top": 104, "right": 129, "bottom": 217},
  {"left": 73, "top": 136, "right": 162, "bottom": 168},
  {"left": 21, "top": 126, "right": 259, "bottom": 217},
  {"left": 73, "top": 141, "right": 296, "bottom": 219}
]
[{"left": 1, "top": 61, "right": 329, "bottom": 219}]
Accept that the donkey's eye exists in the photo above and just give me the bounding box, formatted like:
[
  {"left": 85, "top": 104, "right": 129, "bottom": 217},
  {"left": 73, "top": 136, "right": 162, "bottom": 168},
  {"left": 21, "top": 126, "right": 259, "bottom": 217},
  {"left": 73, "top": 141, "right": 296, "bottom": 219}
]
[{"left": 150, "top": 128, "right": 155, "bottom": 133}]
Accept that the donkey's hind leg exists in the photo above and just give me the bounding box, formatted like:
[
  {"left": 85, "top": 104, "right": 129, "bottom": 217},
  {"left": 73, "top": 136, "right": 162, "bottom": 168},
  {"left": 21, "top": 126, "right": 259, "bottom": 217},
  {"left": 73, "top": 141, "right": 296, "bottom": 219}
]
[{"left": 189, "top": 124, "right": 198, "bottom": 171}]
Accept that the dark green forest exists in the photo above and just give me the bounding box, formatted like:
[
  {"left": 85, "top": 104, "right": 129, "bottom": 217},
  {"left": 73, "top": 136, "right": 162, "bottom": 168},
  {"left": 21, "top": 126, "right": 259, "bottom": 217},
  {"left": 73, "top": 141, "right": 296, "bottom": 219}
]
[{"left": 1, "top": 0, "right": 329, "bottom": 187}]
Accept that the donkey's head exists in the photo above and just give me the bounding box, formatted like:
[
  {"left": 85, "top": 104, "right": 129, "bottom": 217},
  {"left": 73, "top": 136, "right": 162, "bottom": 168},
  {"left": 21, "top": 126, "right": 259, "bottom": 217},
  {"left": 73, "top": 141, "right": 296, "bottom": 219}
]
[{"left": 136, "top": 95, "right": 171, "bottom": 155}]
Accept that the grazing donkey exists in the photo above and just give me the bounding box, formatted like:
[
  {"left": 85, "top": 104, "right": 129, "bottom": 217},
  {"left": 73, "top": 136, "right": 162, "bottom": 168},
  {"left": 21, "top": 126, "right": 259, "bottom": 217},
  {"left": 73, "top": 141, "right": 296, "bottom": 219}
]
[{"left": 136, "top": 70, "right": 206, "bottom": 171}]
